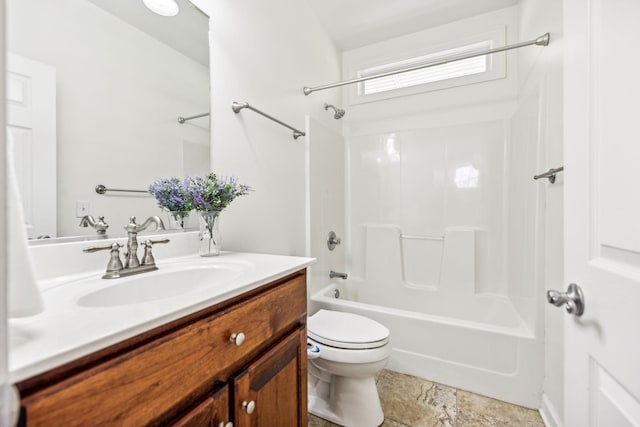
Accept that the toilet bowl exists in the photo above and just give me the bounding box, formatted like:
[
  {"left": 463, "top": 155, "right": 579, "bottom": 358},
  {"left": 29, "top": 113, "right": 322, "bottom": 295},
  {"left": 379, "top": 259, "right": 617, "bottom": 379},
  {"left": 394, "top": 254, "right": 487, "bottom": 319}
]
[{"left": 307, "top": 309, "right": 391, "bottom": 427}]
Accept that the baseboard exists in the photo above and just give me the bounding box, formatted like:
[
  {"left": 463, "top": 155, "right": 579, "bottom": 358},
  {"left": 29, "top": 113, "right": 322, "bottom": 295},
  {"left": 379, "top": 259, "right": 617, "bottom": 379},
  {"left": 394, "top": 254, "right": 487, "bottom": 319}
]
[{"left": 539, "top": 393, "right": 563, "bottom": 427}]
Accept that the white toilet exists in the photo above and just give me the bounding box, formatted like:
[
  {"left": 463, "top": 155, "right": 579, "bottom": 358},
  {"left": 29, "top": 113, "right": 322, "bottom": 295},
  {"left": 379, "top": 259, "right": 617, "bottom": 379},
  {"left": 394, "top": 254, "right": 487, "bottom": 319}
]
[{"left": 307, "top": 309, "right": 391, "bottom": 427}]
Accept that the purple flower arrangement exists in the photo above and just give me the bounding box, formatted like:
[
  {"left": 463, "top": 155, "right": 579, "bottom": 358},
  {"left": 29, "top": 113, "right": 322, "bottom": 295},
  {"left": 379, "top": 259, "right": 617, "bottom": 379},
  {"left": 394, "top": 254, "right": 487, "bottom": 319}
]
[
  {"left": 148, "top": 177, "right": 193, "bottom": 215},
  {"left": 148, "top": 173, "right": 251, "bottom": 214}
]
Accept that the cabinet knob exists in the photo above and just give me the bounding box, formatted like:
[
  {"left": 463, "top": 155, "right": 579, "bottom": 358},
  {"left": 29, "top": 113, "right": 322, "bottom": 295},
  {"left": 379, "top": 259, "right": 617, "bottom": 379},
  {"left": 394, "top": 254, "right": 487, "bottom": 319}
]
[
  {"left": 229, "top": 332, "right": 245, "bottom": 346},
  {"left": 218, "top": 423, "right": 233, "bottom": 427},
  {"left": 242, "top": 400, "right": 256, "bottom": 415}
]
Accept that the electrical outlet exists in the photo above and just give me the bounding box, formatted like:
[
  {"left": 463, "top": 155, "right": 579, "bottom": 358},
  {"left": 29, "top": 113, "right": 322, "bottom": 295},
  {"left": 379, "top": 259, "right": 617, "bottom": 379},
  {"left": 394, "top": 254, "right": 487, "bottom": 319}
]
[{"left": 76, "top": 200, "right": 90, "bottom": 218}]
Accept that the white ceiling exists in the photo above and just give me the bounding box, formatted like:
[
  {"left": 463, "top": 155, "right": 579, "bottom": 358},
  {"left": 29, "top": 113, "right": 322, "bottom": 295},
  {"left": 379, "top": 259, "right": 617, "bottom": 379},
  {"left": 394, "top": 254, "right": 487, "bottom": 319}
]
[
  {"left": 308, "top": 0, "right": 519, "bottom": 51},
  {"left": 88, "top": 0, "right": 209, "bottom": 66}
]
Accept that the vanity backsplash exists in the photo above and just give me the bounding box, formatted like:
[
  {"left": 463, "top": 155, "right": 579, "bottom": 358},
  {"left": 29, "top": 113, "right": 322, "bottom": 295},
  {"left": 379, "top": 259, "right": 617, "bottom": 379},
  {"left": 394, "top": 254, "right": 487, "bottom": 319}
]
[{"left": 28, "top": 230, "right": 200, "bottom": 289}]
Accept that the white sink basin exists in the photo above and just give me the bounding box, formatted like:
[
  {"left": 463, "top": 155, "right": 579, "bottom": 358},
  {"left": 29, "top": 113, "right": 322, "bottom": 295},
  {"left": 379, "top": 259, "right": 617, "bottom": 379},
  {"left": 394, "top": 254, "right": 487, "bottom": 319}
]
[{"left": 77, "top": 262, "right": 250, "bottom": 307}]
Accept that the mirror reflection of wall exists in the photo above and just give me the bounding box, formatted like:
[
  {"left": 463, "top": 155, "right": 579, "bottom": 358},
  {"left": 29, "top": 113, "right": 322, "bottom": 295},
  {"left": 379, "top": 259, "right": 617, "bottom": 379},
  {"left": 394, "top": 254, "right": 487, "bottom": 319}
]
[{"left": 6, "top": 0, "right": 210, "bottom": 240}]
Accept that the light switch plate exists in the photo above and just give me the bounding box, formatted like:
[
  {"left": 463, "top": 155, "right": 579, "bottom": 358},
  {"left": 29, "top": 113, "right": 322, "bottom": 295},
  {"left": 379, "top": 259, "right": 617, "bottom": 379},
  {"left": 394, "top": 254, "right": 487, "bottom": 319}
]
[{"left": 76, "top": 200, "right": 89, "bottom": 218}]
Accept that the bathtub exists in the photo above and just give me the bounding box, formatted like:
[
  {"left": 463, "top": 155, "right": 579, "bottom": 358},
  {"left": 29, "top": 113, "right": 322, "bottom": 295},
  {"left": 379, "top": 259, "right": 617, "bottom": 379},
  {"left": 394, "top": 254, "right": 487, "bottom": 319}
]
[{"left": 310, "top": 279, "right": 542, "bottom": 408}]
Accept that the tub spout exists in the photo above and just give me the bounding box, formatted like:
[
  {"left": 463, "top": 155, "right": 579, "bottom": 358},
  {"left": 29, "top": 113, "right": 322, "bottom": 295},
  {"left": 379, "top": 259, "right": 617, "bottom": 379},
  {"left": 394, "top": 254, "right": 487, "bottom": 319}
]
[{"left": 329, "top": 270, "right": 348, "bottom": 280}]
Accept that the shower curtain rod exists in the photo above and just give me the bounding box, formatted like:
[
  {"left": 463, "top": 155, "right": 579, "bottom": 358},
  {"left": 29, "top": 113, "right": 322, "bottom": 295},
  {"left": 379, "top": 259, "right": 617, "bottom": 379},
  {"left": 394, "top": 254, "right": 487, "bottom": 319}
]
[
  {"left": 232, "top": 101, "right": 306, "bottom": 140},
  {"left": 303, "top": 33, "right": 550, "bottom": 96}
]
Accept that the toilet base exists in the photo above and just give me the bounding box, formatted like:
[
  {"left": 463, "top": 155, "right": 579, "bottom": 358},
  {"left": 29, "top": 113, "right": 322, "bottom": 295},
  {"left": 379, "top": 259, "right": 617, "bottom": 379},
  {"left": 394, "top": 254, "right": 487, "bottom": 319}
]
[{"left": 308, "top": 373, "right": 384, "bottom": 427}]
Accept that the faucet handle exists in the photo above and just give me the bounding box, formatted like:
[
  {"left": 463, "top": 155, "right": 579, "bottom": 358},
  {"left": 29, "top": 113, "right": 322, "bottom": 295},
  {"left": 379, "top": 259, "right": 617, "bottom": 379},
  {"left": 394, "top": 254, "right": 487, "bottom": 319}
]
[
  {"left": 83, "top": 243, "right": 124, "bottom": 274},
  {"left": 148, "top": 239, "right": 170, "bottom": 245},
  {"left": 83, "top": 242, "right": 122, "bottom": 253},
  {"left": 140, "top": 239, "right": 170, "bottom": 266}
]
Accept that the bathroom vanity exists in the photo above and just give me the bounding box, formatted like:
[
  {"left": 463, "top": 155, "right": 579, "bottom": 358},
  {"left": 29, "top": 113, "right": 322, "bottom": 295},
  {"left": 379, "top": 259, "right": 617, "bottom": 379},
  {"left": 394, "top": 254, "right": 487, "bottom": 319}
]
[{"left": 11, "top": 243, "right": 313, "bottom": 427}]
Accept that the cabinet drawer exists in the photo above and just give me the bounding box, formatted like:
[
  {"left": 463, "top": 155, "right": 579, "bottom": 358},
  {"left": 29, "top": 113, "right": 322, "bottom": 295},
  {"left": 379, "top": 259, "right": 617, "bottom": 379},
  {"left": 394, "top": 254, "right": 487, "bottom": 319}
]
[{"left": 21, "top": 273, "right": 306, "bottom": 426}]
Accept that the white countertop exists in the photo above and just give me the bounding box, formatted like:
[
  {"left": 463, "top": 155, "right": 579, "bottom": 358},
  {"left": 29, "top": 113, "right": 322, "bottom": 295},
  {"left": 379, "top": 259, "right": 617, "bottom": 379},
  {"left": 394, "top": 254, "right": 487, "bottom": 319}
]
[{"left": 9, "top": 251, "right": 314, "bottom": 383}]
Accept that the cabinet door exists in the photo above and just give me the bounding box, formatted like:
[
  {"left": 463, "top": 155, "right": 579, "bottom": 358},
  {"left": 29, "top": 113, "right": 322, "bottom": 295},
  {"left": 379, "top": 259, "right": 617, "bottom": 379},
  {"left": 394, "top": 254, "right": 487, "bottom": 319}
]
[
  {"left": 172, "top": 385, "right": 230, "bottom": 427},
  {"left": 233, "top": 327, "right": 307, "bottom": 427}
]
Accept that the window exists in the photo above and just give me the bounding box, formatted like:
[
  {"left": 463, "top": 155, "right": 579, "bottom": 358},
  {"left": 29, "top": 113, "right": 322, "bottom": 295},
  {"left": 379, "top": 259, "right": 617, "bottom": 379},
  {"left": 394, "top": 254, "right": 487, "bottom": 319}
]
[
  {"left": 343, "top": 27, "right": 508, "bottom": 105},
  {"left": 358, "top": 41, "right": 492, "bottom": 96}
]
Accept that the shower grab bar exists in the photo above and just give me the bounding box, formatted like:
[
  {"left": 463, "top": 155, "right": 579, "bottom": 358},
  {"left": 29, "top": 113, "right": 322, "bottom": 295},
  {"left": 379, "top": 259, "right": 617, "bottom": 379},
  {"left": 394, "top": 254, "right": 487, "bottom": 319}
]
[
  {"left": 95, "top": 184, "right": 149, "bottom": 195},
  {"left": 533, "top": 166, "right": 564, "bottom": 184},
  {"left": 401, "top": 234, "right": 444, "bottom": 241},
  {"left": 232, "top": 101, "right": 306, "bottom": 140},
  {"left": 303, "top": 33, "right": 550, "bottom": 95},
  {"left": 178, "top": 112, "right": 210, "bottom": 124}
]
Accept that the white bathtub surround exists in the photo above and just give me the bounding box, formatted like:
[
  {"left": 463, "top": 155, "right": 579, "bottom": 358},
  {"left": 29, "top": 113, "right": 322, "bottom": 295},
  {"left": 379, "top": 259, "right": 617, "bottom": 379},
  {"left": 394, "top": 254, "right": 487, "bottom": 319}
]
[
  {"left": 336, "top": 112, "right": 545, "bottom": 407},
  {"left": 347, "top": 121, "right": 509, "bottom": 297},
  {"left": 364, "top": 224, "right": 488, "bottom": 292}
]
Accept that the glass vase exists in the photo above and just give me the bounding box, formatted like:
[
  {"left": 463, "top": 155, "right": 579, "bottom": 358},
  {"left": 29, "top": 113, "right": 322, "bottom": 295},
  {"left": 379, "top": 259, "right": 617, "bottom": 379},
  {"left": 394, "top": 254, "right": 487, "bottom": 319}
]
[
  {"left": 198, "top": 210, "right": 222, "bottom": 256},
  {"left": 167, "top": 210, "right": 189, "bottom": 230}
]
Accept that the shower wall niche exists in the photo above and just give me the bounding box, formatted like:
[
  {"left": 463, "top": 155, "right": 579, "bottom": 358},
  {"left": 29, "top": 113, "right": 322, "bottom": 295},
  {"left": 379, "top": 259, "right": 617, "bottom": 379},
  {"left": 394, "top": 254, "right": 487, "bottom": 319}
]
[{"left": 348, "top": 120, "right": 508, "bottom": 296}]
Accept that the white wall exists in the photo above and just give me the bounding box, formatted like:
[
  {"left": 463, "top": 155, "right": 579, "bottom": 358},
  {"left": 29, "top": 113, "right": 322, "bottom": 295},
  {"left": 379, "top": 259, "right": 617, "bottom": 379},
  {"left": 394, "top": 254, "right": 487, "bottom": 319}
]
[
  {"left": 306, "top": 117, "right": 345, "bottom": 308},
  {"left": 516, "top": 0, "right": 564, "bottom": 425},
  {"left": 204, "top": 0, "right": 342, "bottom": 256},
  {"left": 0, "top": 1, "right": 9, "bottom": 424},
  {"left": 7, "top": 0, "right": 209, "bottom": 237}
]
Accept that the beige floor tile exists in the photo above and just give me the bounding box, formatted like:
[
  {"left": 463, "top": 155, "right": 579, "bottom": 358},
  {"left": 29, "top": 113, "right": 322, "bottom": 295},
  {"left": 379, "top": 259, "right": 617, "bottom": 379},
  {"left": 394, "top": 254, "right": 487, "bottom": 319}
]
[
  {"left": 456, "top": 390, "right": 544, "bottom": 427},
  {"left": 376, "top": 370, "right": 456, "bottom": 427},
  {"left": 309, "top": 370, "right": 545, "bottom": 427}
]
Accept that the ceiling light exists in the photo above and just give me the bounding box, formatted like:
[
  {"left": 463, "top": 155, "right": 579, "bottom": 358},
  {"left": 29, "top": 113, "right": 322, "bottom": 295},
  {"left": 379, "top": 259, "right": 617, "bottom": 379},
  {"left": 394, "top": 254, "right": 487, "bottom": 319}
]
[{"left": 143, "top": 0, "right": 179, "bottom": 16}]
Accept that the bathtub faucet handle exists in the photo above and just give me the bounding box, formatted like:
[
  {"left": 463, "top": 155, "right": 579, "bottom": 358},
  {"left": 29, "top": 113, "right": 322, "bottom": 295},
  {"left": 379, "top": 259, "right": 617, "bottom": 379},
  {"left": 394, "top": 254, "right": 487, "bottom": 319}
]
[
  {"left": 329, "top": 271, "right": 348, "bottom": 280},
  {"left": 327, "top": 231, "right": 342, "bottom": 251}
]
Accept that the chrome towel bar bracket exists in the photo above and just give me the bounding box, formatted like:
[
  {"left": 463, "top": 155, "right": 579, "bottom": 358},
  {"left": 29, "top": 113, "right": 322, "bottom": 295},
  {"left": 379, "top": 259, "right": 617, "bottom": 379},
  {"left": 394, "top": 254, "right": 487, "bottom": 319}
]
[
  {"left": 178, "top": 112, "right": 210, "bottom": 124},
  {"left": 533, "top": 166, "right": 564, "bottom": 184},
  {"left": 232, "top": 101, "right": 306, "bottom": 140}
]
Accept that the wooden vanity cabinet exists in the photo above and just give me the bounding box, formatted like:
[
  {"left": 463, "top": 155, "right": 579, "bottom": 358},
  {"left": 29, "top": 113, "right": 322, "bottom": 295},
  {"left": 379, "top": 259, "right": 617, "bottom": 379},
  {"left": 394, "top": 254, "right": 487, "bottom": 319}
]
[
  {"left": 172, "top": 385, "right": 230, "bottom": 427},
  {"left": 233, "top": 327, "right": 307, "bottom": 427},
  {"left": 17, "top": 270, "right": 308, "bottom": 427}
]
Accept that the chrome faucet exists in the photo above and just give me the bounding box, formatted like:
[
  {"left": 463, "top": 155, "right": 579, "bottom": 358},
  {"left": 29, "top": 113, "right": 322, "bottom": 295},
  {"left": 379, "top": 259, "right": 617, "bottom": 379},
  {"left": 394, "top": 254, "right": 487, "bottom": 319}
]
[
  {"left": 79, "top": 215, "right": 109, "bottom": 235},
  {"left": 329, "top": 271, "right": 348, "bottom": 280},
  {"left": 83, "top": 216, "right": 168, "bottom": 279},
  {"left": 124, "top": 216, "right": 165, "bottom": 268}
]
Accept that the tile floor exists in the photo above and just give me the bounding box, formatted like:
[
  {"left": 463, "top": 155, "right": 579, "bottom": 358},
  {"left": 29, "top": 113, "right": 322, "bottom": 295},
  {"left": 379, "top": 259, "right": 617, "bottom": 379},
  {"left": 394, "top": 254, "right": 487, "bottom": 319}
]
[{"left": 308, "top": 370, "right": 545, "bottom": 427}]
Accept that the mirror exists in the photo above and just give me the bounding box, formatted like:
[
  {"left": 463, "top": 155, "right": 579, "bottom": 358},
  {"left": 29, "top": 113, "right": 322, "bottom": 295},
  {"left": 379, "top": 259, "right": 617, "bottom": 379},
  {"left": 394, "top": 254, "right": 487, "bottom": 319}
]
[{"left": 6, "top": 0, "right": 210, "bottom": 242}]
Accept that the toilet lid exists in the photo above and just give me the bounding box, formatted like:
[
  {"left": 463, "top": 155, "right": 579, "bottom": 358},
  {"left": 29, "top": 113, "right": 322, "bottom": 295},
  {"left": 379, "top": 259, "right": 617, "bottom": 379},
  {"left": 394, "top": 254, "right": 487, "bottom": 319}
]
[{"left": 307, "top": 310, "right": 390, "bottom": 350}]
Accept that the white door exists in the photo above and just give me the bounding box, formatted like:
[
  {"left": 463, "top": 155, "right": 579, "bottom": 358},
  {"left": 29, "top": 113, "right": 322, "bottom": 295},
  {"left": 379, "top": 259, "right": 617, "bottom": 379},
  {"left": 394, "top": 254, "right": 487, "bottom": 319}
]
[
  {"left": 6, "top": 53, "right": 56, "bottom": 238},
  {"left": 564, "top": 0, "right": 640, "bottom": 425}
]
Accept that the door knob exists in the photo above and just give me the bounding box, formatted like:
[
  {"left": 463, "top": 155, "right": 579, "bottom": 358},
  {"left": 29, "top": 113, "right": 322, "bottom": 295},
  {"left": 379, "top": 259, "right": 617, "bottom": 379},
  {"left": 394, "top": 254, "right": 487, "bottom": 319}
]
[{"left": 546, "top": 283, "right": 585, "bottom": 316}]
